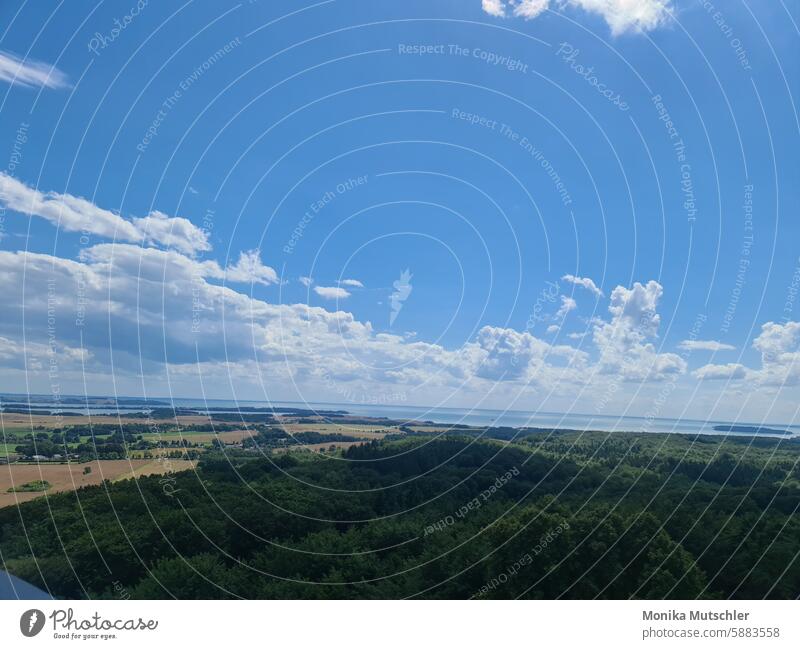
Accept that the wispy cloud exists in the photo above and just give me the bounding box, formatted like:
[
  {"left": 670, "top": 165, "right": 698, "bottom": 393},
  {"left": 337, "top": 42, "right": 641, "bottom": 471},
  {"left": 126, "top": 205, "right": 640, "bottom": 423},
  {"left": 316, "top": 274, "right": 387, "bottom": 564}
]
[
  {"left": 339, "top": 279, "right": 364, "bottom": 287},
  {"left": 0, "top": 50, "right": 69, "bottom": 89},
  {"left": 299, "top": 276, "right": 313, "bottom": 287},
  {"left": 555, "top": 295, "right": 577, "bottom": 319},
  {"left": 390, "top": 269, "right": 413, "bottom": 326},
  {"left": 678, "top": 340, "right": 735, "bottom": 352},
  {"left": 562, "top": 273, "right": 603, "bottom": 297}
]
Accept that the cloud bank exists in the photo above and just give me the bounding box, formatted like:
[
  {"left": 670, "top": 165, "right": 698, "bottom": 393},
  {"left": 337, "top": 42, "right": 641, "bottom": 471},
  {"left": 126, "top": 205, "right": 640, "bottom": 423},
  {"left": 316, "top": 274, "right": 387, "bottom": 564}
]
[{"left": 0, "top": 172, "right": 794, "bottom": 413}]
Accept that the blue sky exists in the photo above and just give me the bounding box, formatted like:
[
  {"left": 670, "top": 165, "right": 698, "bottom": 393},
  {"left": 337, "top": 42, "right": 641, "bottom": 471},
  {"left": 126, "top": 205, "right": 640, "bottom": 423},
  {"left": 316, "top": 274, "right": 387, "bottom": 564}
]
[{"left": 0, "top": 0, "right": 798, "bottom": 423}]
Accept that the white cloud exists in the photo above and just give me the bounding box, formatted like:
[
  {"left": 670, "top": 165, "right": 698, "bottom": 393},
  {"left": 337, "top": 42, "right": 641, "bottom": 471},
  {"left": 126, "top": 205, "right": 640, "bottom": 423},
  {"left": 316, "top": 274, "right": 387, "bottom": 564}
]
[
  {"left": 562, "top": 273, "right": 603, "bottom": 297},
  {"left": 299, "top": 276, "right": 313, "bottom": 287},
  {"left": 482, "top": 0, "right": 507, "bottom": 17},
  {"left": 473, "top": 325, "right": 587, "bottom": 381},
  {"left": 131, "top": 210, "right": 210, "bottom": 256},
  {"left": 555, "top": 295, "right": 577, "bottom": 319},
  {"left": 224, "top": 250, "right": 278, "bottom": 286},
  {"left": 79, "top": 243, "right": 278, "bottom": 289},
  {"left": 751, "top": 321, "right": 800, "bottom": 386},
  {"left": 0, "top": 335, "right": 89, "bottom": 371},
  {"left": 339, "top": 279, "right": 364, "bottom": 287},
  {"left": 565, "top": 0, "right": 673, "bottom": 35},
  {"left": 690, "top": 322, "right": 799, "bottom": 386},
  {"left": 0, "top": 173, "right": 210, "bottom": 255},
  {"left": 546, "top": 324, "right": 560, "bottom": 334},
  {"left": 480, "top": 0, "right": 672, "bottom": 34},
  {"left": 592, "top": 280, "right": 686, "bottom": 380},
  {"left": 0, "top": 50, "right": 69, "bottom": 89},
  {"left": 0, "top": 247, "right": 685, "bottom": 392},
  {"left": 513, "top": 0, "right": 549, "bottom": 19},
  {"left": 0, "top": 247, "right": 721, "bottom": 408},
  {"left": 314, "top": 286, "right": 351, "bottom": 300},
  {"left": 693, "top": 363, "right": 747, "bottom": 380},
  {"left": 607, "top": 280, "right": 662, "bottom": 336},
  {"left": 2, "top": 239, "right": 793, "bottom": 419},
  {"left": 678, "top": 340, "right": 735, "bottom": 352}
]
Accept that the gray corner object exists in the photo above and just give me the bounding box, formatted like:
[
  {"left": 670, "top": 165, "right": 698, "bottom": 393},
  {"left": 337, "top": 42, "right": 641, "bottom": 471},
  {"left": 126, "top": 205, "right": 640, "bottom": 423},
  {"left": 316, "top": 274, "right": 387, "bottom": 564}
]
[{"left": 0, "top": 570, "right": 52, "bottom": 600}]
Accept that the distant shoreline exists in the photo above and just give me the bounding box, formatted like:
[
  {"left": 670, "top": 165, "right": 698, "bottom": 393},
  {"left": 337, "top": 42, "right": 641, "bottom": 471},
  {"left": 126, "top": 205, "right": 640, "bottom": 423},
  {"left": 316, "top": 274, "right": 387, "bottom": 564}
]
[{"left": 1, "top": 392, "right": 798, "bottom": 440}]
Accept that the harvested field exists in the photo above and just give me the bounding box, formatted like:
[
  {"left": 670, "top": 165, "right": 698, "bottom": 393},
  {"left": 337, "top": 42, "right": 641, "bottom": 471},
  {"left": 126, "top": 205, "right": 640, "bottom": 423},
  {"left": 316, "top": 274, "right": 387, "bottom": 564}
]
[
  {"left": 111, "top": 459, "right": 196, "bottom": 482},
  {"left": 0, "top": 459, "right": 196, "bottom": 508}
]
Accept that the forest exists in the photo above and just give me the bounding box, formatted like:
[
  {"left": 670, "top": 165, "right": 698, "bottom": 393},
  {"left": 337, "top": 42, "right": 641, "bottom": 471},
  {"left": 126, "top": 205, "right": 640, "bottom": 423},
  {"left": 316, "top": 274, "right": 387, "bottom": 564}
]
[{"left": 1, "top": 430, "right": 798, "bottom": 599}]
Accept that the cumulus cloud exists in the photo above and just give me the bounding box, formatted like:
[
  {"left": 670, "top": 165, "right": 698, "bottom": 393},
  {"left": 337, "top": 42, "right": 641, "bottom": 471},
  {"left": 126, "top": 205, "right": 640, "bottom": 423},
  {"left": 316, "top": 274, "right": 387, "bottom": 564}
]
[
  {"left": 131, "top": 210, "right": 210, "bottom": 256},
  {"left": 224, "top": 250, "right": 278, "bottom": 286},
  {"left": 339, "top": 279, "right": 364, "bottom": 288},
  {"left": 693, "top": 363, "right": 747, "bottom": 381},
  {"left": 0, "top": 172, "right": 210, "bottom": 255},
  {"left": 513, "top": 0, "right": 549, "bottom": 19},
  {"left": 678, "top": 340, "right": 735, "bottom": 352},
  {"left": 562, "top": 273, "right": 603, "bottom": 297},
  {"left": 592, "top": 280, "right": 685, "bottom": 380},
  {"left": 751, "top": 321, "right": 800, "bottom": 386},
  {"left": 481, "top": 0, "right": 673, "bottom": 34},
  {"left": 482, "top": 0, "right": 507, "bottom": 17},
  {"left": 314, "top": 286, "right": 351, "bottom": 300},
  {"left": 299, "top": 276, "right": 313, "bottom": 287},
  {"left": 0, "top": 246, "right": 705, "bottom": 404},
  {"left": 607, "top": 280, "right": 662, "bottom": 336},
  {"left": 474, "top": 325, "right": 587, "bottom": 381},
  {"left": 567, "top": 0, "right": 673, "bottom": 35},
  {"left": 691, "top": 322, "right": 800, "bottom": 386},
  {"left": 0, "top": 50, "right": 69, "bottom": 89},
  {"left": 0, "top": 247, "right": 485, "bottom": 393}
]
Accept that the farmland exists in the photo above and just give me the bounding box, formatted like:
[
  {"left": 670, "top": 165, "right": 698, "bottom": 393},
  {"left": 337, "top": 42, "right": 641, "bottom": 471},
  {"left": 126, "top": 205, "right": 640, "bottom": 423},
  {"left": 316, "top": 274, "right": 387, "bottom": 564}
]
[
  {"left": 0, "top": 459, "right": 196, "bottom": 507},
  {"left": 0, "top": 408, "right": 412, "bottom": 506}
]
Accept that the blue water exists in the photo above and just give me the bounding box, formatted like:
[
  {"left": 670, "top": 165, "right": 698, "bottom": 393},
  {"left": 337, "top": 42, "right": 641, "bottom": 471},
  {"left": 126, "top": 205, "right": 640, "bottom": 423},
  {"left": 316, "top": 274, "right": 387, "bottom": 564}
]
[{"left": 164, "top": 398, "right": 800, "bottom": 438}]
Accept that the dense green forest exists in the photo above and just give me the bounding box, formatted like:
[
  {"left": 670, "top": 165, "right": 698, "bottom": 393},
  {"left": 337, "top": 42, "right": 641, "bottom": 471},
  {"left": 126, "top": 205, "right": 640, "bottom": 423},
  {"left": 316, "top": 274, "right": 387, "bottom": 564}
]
[{"left": 1, "top": 431, "right": 798, "bottom": 599}]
